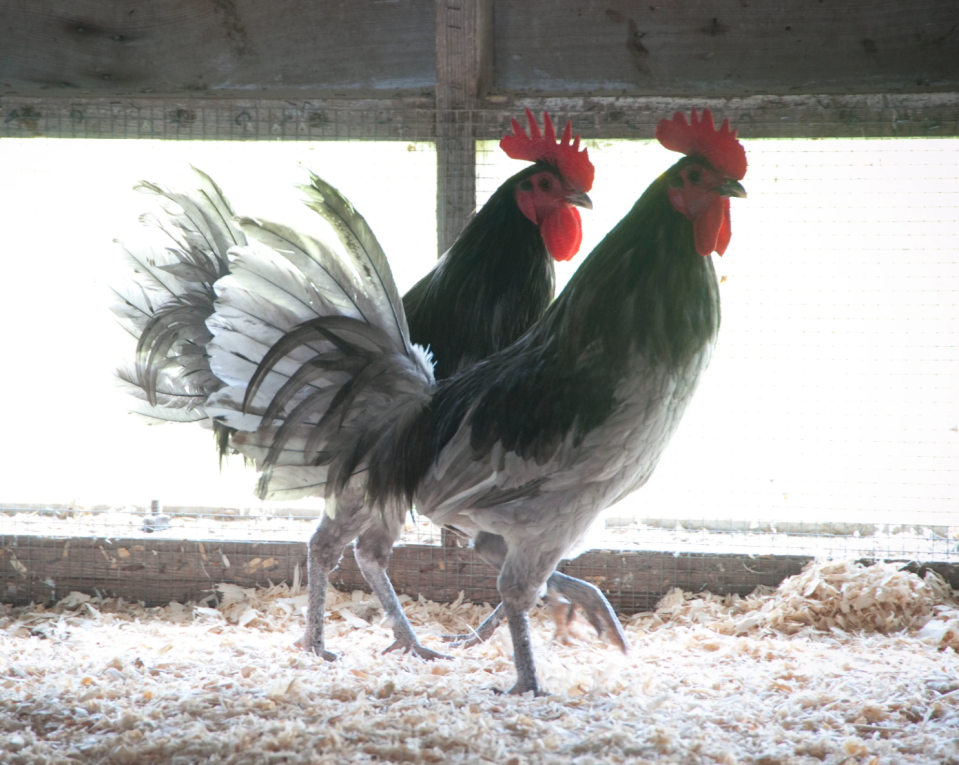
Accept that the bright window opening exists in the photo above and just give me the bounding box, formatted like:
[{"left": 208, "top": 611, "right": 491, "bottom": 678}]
[
  {"left": 1, "top": 136, "right": 956, "bottom": 560},
  {"left": 480, "top": 137, "right": 959, "bottom": 559}
]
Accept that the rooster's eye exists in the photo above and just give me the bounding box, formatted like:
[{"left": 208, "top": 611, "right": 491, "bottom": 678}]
[
  {"left": 538, "top": 176, "right": 552, "bottom": 191},
  {"left": 687, "top": 167, "right": 704, "bottom": 184}
]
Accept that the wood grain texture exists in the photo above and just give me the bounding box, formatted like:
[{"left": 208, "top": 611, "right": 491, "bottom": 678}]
[
  {"left": 435, "top": 0, "right": 494, "bottom": 255},
  {"left": 0, "top": 0, "right": 435, "bottom": 97},
  {"left": 2, "top": 1, "right": 955, "bottom": 100},
  {"left": 494, "top": 0, "right": 959, "bottom": 96},
  {"left": 475, "top": 92, "right": 959, "bottom": 139},
  {"left": 0, "top": 536, "right": 305, "bottom": 606},
  {"left": 435, "top": 0, "right": 494, "bottom": 110},
  {"left": 5, "top": 535, "right": 955, "bottom": 611},
  {"left": 0, "top": 95, "right": 438, "bottom": 139},
  {"left": 3, "top": 92, "right": 956, "bottom": 141}
]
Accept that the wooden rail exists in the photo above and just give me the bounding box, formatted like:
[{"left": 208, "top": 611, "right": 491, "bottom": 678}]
[{"left": 2, "top": 534, "right": 956, "bottom": 610}]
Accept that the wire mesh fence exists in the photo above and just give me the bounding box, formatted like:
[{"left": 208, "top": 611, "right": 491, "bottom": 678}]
[
  {"left": 0, "top": 101, "right": 956, "bottom": 609},
  {"left": 1, "top": 100, "right": 439, "bottom": 142},
  {"left": 479, "top": 134, "right": 959, "bottom": 565}
]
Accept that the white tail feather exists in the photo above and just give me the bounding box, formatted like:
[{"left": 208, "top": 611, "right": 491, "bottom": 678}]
[
  {"left": 206, "top": 214, "right": 433, "bottom": 501},
  {"left": 113, "top": 167, "right": 431, "bottom": 508},
  {"left": 110, "top": 167, "right": 242, "bottom": 420}
]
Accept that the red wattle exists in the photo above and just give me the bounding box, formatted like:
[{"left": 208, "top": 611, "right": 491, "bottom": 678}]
[
  {"left": 693, "top": 196, "right": 726, "bottom": 256},
  {"left": 715, "top": 197, "right": 732, "bottom": 256},
  {"left": 540, "top": 206, "right": 583, "bottom": 262}
]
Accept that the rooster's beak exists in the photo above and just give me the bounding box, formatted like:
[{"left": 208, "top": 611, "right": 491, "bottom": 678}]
[
  {"left": 566, "top": 191, "right": 593, "bottom": 210},
  {"left": 719, "top": 180, "right": 747, "bottom": 199}
]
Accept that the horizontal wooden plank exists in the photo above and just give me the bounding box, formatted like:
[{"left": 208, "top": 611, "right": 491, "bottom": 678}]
[
  {"left": 3, "top": 2, "right": 954, "bottom": 101},
  {"left": 476, "top": 93, "right": 959, "bottom": 139},
  {"left": 0, "top": 536, "right": 305, "bottom": 606},
  {"left": 0, "top": 0, "right": 435, "bottom": 97},
  {"left": 3, "top": 93, "right": 956, "bottom": 141},
  {"left": 0, "top": 96, "right": 438, "bottom": 140},
  {"left": 3, "top": 535, "right": 956, "bottom": 612},
  {"left": 494, "top": 0, "right": 959, "bottom": 96}
]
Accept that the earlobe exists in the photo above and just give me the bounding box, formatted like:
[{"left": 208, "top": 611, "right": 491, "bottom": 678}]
[
  {"left": 516, "top": 192, "right": 538, "bottom": 225},
  {"left": 667, "top": 188, "right": 687, "bottom": 217}
]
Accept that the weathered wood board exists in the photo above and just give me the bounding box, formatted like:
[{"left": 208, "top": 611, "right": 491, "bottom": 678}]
[
  {"left": 0, "top": 96, "right": 439, "bottom": 140},
  {"left": 3, "top": 92, "right": 956, "bottom": 142},
  {"left": 2, "top": 1, "right": 956, "bottom": 99},
  {"left": 435, "top": 0, "right": 494, "bottom": 254},
  {"left": 494, "top": 0, "right": 959, "bottom": 96},
  {"left": 3, "top": 534, "right": 955, "bottom": 612},
  {"left": 0, "top": 0, "right": 435, "bottom": 97}
]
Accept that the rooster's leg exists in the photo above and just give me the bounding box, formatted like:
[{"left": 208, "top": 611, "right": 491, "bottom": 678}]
[
  {"left": 548, "top": 571, "right": 630, "bottom": 653},
  {"left": 449, "top": 532, "right": 626, "bottom": 653},
  {"left": 302, "top": 511, "right": 366, "bottom": 661},
  {"left": 498, "top": 543, "right": 566, "bottom": 696},
  {"left": 354, "top": 527, "right": 451, "bottom": 661},
  {"left": 442, "top": 531, "right": 507, "bottom": 646},
  {"left": 503, "top": 602, "right": 541, "bottom": 696}
]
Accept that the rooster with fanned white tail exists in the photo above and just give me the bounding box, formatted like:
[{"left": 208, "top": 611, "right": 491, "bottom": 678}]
[
  {"left": 207, "top": 108, "right": 747, "bottom": 694},
  {"left": 112, "top": 112, "right": 632, "bottom": 659}
]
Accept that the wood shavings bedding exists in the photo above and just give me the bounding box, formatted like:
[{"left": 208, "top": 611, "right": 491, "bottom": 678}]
[
  {"left": 644, "top": 559, "right": 959, "bottom": 648},
  {"left": 1, "top": 560, "right": 957, "bottom": 765}
]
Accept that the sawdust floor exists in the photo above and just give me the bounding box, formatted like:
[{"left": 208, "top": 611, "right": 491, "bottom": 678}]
[{"left": 1, "top": 560, "right": 958, "bottom": 765}]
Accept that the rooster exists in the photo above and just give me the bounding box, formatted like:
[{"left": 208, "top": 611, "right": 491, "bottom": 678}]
[
  {"left": 206, "top": 108, "right": 747, "bottom": 694},
  {"left": 406, "top": 109, "right": 593, "bottom": 380},
  {"left": 111, "top": 112, "right": 624, "bottom": 658}
]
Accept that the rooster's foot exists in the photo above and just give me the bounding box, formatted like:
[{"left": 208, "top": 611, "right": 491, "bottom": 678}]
[
  {"left": 295, "top": 634, "right": 338, "bottom": 662},
  {"left": 492, "top": 681, "right": 547, "bottom": 697},
  {"left": 442, "top": 602, "right": 504, "bottom": 648},
  {"left": 549, "top": 572, "right": 630, "bottom": 654},
  {"left": 382, "top": 640, "right": 451, "bottom": 661}
]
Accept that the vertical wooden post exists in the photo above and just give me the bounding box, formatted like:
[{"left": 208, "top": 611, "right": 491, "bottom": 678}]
[
  {"left": 434, "top": 0, "right": 494, "bottom": 256},
  {"left": 434, "top": 1, "right": 493, "bottom": 548}
]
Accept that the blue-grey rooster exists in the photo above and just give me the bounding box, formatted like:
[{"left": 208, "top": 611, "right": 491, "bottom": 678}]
[
  {"left": 202, "top": 108, "right": 747, "bottom": 694},
  {"left": 111, "top": 111, "right": 630, "bottom": 662}
]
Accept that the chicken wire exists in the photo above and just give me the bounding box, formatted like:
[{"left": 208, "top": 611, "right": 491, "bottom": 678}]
[
  {"left": 478, "top": 133, "right": 959, "bottom": 565},
  {"left": 0, "top": 102, "right": 956, "bottom": 610},
  {"left": 0, "top": 100, "right": 439, "bottom": 142}
]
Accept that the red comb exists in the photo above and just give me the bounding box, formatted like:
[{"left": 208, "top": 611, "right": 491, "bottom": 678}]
[
  {"left": 655, "top": 109, "right": 747, "bottom": 181},
  {"left": 499, "top": 109, "right": 594, "bottom": 192}
]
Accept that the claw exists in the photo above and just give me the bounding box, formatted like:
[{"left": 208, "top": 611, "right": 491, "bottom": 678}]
[
  {"left": 382, "top": 640, "right": 451, "bottom": 661},
  {"left": 296, "top": 633, "right": 338, "bottom": 661},
  {"left": 498, "top": 681, "right": 547, "bottom": 697},
  {"left": 548, "top": 595, "right": 575, "bottom": 643},
  {"left": 441, "top": 632, "right": 485, "bottom": 649},
  {"left": 582, "top": 604, "right": 611, "bottom": 638},
  {"left": 441, "top": 603, "right": 505, "bottom": 648}
]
